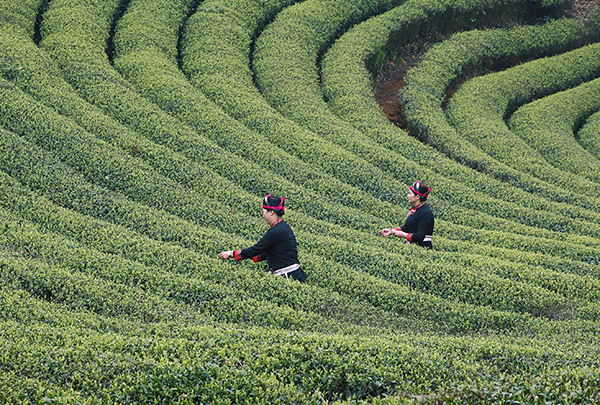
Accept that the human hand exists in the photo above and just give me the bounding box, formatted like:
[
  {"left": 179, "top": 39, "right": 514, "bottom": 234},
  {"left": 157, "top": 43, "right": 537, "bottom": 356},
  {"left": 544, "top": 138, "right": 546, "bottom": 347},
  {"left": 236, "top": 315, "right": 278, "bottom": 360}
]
[
  {"left": 218, "top": 250, "right": 233, "bottom": 259},
  {"left": 391, "top": 229, "right": 405, "bottom": 238},
  {"left": 379, "top": 229, "right": 392, "bottom": 237}
]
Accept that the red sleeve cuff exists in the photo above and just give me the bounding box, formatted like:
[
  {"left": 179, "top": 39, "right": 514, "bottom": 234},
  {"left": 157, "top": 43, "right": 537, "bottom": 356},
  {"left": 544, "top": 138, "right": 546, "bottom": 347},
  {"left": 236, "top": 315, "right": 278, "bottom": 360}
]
[
  {"left": 234, "top": 249, "right": 242, "bottom": 261},
  {"left": 406, "top": 233, "right": 413, "bottom": 242}
]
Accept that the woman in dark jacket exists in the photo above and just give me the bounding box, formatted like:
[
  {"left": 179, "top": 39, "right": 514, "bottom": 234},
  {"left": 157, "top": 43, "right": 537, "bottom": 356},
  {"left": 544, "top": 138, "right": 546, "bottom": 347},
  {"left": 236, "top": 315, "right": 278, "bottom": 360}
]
[
  {"left": 379, "top": 181, "right": 434, "bottom": 249},
  {"left": 218, "top": 195, "right": 307, "bottom": 282}
]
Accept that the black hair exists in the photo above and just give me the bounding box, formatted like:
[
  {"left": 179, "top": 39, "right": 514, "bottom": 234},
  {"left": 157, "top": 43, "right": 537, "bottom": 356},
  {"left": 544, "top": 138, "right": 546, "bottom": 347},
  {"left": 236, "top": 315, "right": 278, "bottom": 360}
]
[
  {"left": 411, "top": 181, "right": 431, "bottom": 202},
  {"left": 263, "top": 195, "right": 285, "bottom": 216}
]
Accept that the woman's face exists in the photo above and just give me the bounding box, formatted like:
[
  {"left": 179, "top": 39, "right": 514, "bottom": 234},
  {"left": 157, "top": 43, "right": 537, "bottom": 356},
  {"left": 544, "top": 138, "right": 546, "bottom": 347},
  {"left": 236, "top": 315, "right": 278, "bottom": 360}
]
[
  {"left": 262, "top": 208, "right": 275, "bottom": 223},
  {"left": 407, "top": 189, "right": 420, "bottom": 206}
]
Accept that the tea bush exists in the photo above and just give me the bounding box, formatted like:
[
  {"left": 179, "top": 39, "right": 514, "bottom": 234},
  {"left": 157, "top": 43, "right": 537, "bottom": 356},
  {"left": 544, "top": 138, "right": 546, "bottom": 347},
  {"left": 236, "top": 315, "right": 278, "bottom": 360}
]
[
  {"left": 579, "top": 109, "right": 600, "bottom": 159},
  {"left": 509, "top": 77, "right": 600, "bottom": 183},
  {"left": 445, "top": 43, "right": 600, "bottom": 198}
]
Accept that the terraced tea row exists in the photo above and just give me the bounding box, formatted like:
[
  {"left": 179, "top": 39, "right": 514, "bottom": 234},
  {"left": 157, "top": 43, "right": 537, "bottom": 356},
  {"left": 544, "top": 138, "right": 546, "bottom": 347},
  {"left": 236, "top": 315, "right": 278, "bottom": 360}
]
[{"left": 446, "top": 42, "right": 600, "bottom": 195}]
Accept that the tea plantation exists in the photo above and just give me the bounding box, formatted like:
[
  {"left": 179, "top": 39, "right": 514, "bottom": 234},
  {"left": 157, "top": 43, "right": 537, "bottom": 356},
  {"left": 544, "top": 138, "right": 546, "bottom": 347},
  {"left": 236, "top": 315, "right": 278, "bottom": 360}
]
[{"left": 1, "top": 0, "right": 600, "bottom": 402}]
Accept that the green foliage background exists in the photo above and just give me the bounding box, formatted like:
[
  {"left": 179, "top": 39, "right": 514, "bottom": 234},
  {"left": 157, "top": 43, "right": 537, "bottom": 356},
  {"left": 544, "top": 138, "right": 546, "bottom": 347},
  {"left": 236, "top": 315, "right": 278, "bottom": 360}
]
[{"left": 1, "top": 0, "right": 600, "bottom": 402}]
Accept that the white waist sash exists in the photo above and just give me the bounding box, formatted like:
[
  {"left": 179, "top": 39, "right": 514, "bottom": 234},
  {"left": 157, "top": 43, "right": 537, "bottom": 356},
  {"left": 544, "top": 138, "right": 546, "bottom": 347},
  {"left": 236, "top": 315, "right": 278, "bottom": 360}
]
[{"left": 272, "top": 263, "right": 300, "bottom": 277}]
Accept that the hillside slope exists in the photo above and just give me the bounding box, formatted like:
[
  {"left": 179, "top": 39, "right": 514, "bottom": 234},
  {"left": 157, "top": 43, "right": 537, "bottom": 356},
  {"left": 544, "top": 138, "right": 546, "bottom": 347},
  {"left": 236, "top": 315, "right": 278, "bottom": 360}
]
[{"left": 1, "top": 0, "right": 600, "bottom": 402}]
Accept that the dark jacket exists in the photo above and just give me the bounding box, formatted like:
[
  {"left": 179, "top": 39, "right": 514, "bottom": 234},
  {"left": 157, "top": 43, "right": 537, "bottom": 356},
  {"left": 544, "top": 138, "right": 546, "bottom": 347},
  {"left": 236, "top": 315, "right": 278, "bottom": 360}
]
[
  {"left": 400, "top": 203, "right": 434, "bottom": 248},
  {"left": 234, "top": 220, "right": 307, "bottom": 281}
]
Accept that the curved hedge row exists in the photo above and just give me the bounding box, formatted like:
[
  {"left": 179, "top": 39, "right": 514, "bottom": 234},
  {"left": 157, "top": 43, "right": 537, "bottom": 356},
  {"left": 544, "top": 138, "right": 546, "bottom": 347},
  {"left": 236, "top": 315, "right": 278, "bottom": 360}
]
[
  {"left": 3, "top": 0, "right": 596, "bottom": 326},
  {"left": 118, "top": 0, "right": 458, "bottom": 224},
  {"left": 106, "top": 0, "right": 572, "bottom": 249},
  {"left": 3, "top": 310, "right": 593, "bottom": 403},
  {"left": 259, "top": 0, "right": 585, "bottom": 215},
  {"left": 4, "top": 76, "right": 597, "bottom": 279},
  {"left": 5, "top": 3, "right": 537, "bottom": 266},
  {"left": 579, "top": 108, "right": 600, "bottom": 159},
  {"left": 1, "top": 13, "right": 266, "bottom": 222},
  {"left": 251, "top": 0, "right": 600, "bottom": 238},
  {"left": 0, "top": 78, "right": 272, "bottom": 239},
  {"left": 86, "top": 0, "right": 600, "bottom": 322},
  {"left": 445, "top": 42, "right": 600, "bottom": 199},
  {"left": 4, "top": 204, "right": 440, "bottom": 335},
  {"left": 0, "top": 146, "right": 443, "bottom": 337},
  {"left": 509, "top": 77, "right": 600, "bottom": 182}
]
